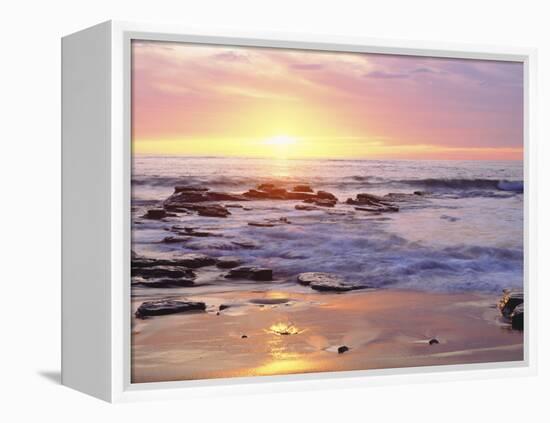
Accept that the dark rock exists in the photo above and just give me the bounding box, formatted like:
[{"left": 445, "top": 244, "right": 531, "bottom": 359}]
[
  {"left": 206, "top": 192, "right": 249, "bottom": 202},
  {"left": 257, "top": 183, "right": 278, "bottom": 191},
  {"left": 219, "top": 304, "right": 231, "bottom": 311},
  {"left": 511, "top": 303, "right": 524, "bottom": 330},
  {"left": 170, "top": 226, "right": 218, "bottom": 238},
  {"left": 428, "top": 338, "right": 439, "bottom": 345},
  {"left": 161, "top": 236, "right": 188, "bottom": 243},
  {"left": 249, "top": 298, "right": 289, "bottom": 305},
  {"left": 316, "top": 190, "right": 338, "bottom": 201},
  {"left": 132, "top": 257, "right": 162, "bottom": 268},
  {"left": 231, "top": 240, "right": 258, "bottom": 249},
  {"left": 297, "top": 272, "right": 364, "bottom": 292},
  {"left": 498, "top": 289, "right": 524, "bottom": 318},
  {"left": 356, "top": 193, "right": 386, "bottom": 203},
  {"left": 285, "top": 191, "right": 318, "bottom": 200},
  {"left": 295, "top": 204, "right": 318, "bottom": 211},
  {"left": 348, "top": 192, "right": 399, "bottom": 212},
  {"left": 241, "top": 334, "right": 248, "bottom": 339},
  {"left": 165, "top": 191, "right": 209, "bottom": 204},
  {"left": 248, "top": 221, "right": 276, "bottom": 227},
  {"left": 312, "top": 198, "right": 337, "bottom": 207},
  {"left": 132, "top": 266, "right": 196, "bottom": 279},
  {"left": 174, "top": 186, "right": 209, "bottom": 193},
  {"left": 164, "top": 188, "right": 247, "bottom": 206},
  {"left": 195, "top": 204, "right": 231, "bottom": 218},
  {"left": 132, "top": 277, "right": 195, "bottom": 288},
  {"left": 243, "top": 187, "right": 289, "bottom": 200},
  {"left": 413, "top": 191, "right": 430, "bottom": 196},
  {"left": 175, "top": 253, "right": 216, "bottom": 268},
  {"left": 293, "top": 184, "right": 314, "bottom": 193},
  {"left": 135, "top": 299, "right": 206, "bottom": 318},
  {"left": 143, "top": 209, "right": 175, "bottom": 220},
  {"left": 132, "top": 256, "right": 213, "bottom": 270},
  {"left": 249, "top": 217, "right": 290, "bottom": 227},
  {"left": 216, "top": 256, "right": 243, "bottom": 269},
  {"left": 337, "top": 345, "right": 349, "bottom": 354},
  {"left": 225, "top": 203, "right": 244, "bottom": 208},
  {"left": 242, "top": 189, "right": 275, "bottom": 199},
  {"left": 225, "top": 266, "right": 273, "bottom": 281},
  {"left": 355, "top": 205, "right": 398, "bottom": 213}
]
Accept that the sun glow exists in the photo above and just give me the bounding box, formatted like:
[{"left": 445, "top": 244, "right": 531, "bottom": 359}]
[{"left": 263, "top": 135, "right": 297, "bottom": 146}]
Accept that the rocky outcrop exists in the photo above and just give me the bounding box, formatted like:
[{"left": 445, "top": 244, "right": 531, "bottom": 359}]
[
  {"left": 170, "top": 226, "right": 218, "bottom": 238},
  {"left": 165, "top": 186, "right": 249, "bottom": 206},
  {"left": 248, "top": 217, "right": 291, "bottom": 227},
  {"left": 132, "top": 265, "right": 196, "bottom": 279},
  {"left": 135, "top": 299, "right": 206, "bottom": 318},
  {"left": 132, "top": 277, "right": 195, "bottom": 288},
  {"left": 248, "top": 221, "right": 276, "bottom": 227},
  {"left": 498, "top": 289, "right": 523, "bottom": 318},
  {"left": 295, "top": 204, "right": 318, "bottom": 211},
  {"left": 317, "top": 191, "right": 337, "bottom": 201},
  {"left": 304, "top": 198, "right": 336, "bottom": 207},
  {"left": 293, "top": 184, "right": 314, "bottom": 193},
  {"left": 231, "top": 240, "right": 259, "bottom": 249},
  {"left": 225, "top": 266, "right": 273, "bottom": 281},
  {"left": 132, "top": 254, "right": 215, "bottom": 269},
  {"left": 346, "top": 193, "right": 399, "bottom": 212},
  {"left": 498, "top": 289, "right": 524, "bottom": 331},
  {"left": 174, "top": 186, "right": 209, "bottom": 193},
  {"left": 195, "top": 204, "right": 231, "bottom": 218},
  {"left": 143, "top": 209, "right": 176, "bottom": 220},
  {"left": 511, "top": 303, "right": 524, "bottom": 330},
  {"left": 242, "top": 184, "right": 338, "bottom": 203},
  {"left": 297, "top": 272, "right": 365, "bottom": 292},
  {"left": 216, "top": 256, "right": 243, "bottom": 269},
  {"left": 173, "top": 253, "right": 216, "bottom": 268}
]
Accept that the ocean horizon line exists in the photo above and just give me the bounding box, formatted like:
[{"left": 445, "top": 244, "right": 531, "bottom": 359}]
[{"left": 132, "top": 153, "right": 523, "bottom": 163}]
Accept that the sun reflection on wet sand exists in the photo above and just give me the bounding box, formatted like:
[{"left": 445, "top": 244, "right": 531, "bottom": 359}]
[
  {"left": 267, "top": 322, "right": 302, "bottom": 336},
  {"left": 254, "top": 326, "right": 313, "bottom": 376}
]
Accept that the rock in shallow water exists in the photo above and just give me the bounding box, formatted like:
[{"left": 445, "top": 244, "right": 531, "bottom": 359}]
[
  {"left": 132, "top": 266, "right": 196, "bottom": 279},
  {"left": 225, "top": 266, "right": 273, "bottom": 281},
  {"left": 143, "top": 209, "right": 176, "bottom": 220},
  {"left": 195, "top": 204, "right": 231, "bottom": 218},
  {"left": 293, "top": 184, "right": 314, "bottom": 193},
  {"left": 498, "top": 289, "right": 523, "bottom": 318},
  {"left": 132, "top": 255, "right": 214, "bottom": 269},
  {"left": 135, "top": 299, "right": 206, "bottom": 318},
  {"left": 346, "top": 193, "right": 399, "bottom": 212},
  {"left": 297, "top": 272, "right": 365, "bottom": 292},
  {"left": 132, "top": 277, "right": 195, "bottom": 288},
  {"left": 295, "top": 204, "right": 318, "bottom": 211},
  {"left": 216, "top": 256, "right": 243, "bottom": 269},
  {"left": 176, "top": 253, "right": 217, "bottom": 268},
  {"left": 511, "top": 303, "right": 524, "bottom": 330},
  {"left": 337, "top": 345, "right": 350, "bottom": 354}
]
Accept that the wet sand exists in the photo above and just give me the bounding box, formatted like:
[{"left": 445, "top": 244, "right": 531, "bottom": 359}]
[{"left": 131, "top": 289, "right": 523, "bottom": 383}]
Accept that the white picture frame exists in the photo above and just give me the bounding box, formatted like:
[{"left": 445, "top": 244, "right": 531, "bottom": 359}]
[{"left": 61, "top": 20, "right": 538, "bottom": 403}]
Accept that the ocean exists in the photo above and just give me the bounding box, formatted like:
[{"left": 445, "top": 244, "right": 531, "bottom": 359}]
[{"left": 131, "top": 156, "right": 524, "bottom": 294}]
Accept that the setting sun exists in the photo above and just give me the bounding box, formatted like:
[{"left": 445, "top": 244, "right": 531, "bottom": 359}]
[{"left": 263, "top": 135, "right": 297, "bottom": 146}]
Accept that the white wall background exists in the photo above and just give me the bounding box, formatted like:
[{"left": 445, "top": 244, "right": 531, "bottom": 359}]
[{"left": 1, "top": 0, "right": 548, "bottom": 420}]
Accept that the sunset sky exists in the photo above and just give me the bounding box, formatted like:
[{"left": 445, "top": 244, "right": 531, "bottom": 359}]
[{"left": 132, "top": 40, "right": 523, "bottom": 160}]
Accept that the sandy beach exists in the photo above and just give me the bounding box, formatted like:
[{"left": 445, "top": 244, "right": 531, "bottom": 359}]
[{"left": 131, "top": 288, "right": 522, "bottom": 383}]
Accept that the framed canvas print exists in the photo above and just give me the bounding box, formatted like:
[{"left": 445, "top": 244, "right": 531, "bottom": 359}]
[{"left": 61, "top": 21, "right": 537, "bottom": 402}]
